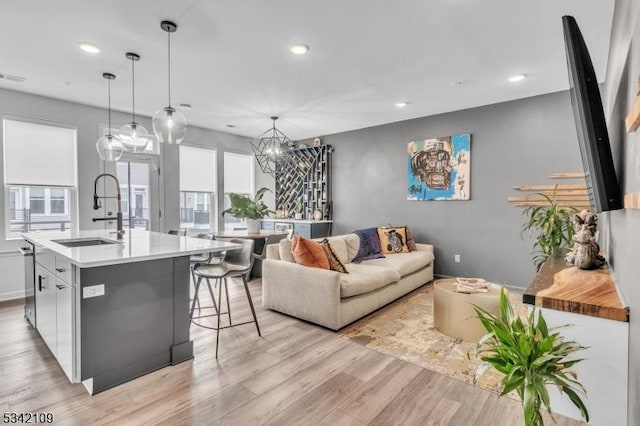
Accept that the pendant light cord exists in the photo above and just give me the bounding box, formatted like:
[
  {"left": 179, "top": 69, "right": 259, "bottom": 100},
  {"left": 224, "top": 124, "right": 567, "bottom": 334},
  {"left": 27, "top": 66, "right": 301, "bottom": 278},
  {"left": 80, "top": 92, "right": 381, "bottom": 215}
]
[
  {"left": 167, "top": 30, "right": 172, "bottom": 108},
  {"left": 108, "top": 77, "right": 112, "bottom": 135},
  {"left": 131, "top": 58, "right": 136, "bottom": 123}
]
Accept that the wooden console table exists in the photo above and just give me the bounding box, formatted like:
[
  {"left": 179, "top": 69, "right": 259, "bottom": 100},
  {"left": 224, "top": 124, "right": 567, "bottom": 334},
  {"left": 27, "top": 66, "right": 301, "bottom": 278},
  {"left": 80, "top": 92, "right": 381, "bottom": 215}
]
[{"left": 523, "top": 249, "right": 629, "bottom": 426}]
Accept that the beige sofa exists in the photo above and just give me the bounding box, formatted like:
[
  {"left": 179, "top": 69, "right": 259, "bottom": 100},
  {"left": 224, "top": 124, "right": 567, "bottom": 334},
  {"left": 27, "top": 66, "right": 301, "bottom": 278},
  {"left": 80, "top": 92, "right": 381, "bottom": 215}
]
[{"left": 262, "top": 233, "right": 434, "bottom": 330}]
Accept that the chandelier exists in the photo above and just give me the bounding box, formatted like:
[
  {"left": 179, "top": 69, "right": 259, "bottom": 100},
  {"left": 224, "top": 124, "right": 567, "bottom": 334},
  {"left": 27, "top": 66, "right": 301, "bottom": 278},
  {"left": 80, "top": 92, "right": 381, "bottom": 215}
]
[{"left": 250, "top": 116, "right": 294, "bottom": 177}]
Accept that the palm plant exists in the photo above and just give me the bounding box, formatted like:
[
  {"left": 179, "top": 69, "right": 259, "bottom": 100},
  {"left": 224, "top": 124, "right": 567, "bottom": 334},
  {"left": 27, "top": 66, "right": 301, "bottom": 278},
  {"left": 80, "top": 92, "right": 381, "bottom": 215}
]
[
  {"left": 473, "top": 290, "right": 589, "bottom": 426},
  {"left": 521, "top": 188, "right": 576, "bottom": 270}
]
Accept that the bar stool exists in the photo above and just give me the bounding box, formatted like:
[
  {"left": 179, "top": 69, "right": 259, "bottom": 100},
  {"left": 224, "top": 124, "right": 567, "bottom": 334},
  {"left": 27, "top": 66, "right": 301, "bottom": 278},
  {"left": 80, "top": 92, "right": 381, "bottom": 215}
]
[
  {"left": 189, "top": 233, "right": 220, "bottom": 315},
  {"left": 191, "top": 238, "right": 260, "bottom": 358},
  {"left": 168, "top": 229, "right": 186, "bottom": 236}
]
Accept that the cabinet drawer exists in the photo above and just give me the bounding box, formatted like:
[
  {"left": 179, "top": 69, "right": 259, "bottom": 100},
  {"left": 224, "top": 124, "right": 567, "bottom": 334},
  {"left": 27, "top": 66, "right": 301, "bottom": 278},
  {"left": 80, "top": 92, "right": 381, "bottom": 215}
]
[
  {"left": 261, "top": 220, "right": 275, "bottom": 230},
  {"left": 55, "top": 257, "right": 73, "bottom": 284},
  {"left": 294, "top": 223, "right": 311, "bottom": 238},
  {"left": 35, "top": 245, "right": 55, "bottom": 272}
]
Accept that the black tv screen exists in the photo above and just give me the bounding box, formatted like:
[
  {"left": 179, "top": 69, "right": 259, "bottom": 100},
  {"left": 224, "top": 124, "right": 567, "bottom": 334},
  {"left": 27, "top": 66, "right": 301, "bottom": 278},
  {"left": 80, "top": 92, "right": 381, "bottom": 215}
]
[{"left": 563, "top": 15, "right": 622, "bottom": 212}]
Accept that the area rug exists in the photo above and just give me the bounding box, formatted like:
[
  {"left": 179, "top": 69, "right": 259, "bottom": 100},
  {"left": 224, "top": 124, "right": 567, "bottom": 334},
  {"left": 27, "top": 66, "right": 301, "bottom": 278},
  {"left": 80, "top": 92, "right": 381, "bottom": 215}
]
[{"left": 339, "top": 284, "right": 525, "bottom": 396}]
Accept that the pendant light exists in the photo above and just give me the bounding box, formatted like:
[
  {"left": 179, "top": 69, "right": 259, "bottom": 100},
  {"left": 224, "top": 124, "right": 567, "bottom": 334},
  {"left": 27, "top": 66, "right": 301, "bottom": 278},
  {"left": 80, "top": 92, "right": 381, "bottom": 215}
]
[
  {"left": 120, "top": 52, "right": 153, "bottom": 153},
  {"left": 250, "top": 116, "right": 294, "bottom": 178},
  {"left": 152, "top": 20, "right": 187, "bottom": 144},
  {"left": 96, "top": 73, "right": 124, "bottom": 161}
]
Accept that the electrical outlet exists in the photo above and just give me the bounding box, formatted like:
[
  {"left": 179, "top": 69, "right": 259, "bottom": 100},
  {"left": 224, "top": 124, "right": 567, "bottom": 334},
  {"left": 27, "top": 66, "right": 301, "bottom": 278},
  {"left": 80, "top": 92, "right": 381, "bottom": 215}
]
[
  {"left": 454, "top": 254, "right": 461, "bottom": 263},
  {"left": 83, "top": 284, "right": 105, "bottom": 299}
]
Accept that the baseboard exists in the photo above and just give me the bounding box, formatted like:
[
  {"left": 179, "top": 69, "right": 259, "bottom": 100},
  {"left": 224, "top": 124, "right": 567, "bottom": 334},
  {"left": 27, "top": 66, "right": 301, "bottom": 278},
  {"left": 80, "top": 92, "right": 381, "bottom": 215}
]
[{"left": 0, "top": 289, "right": 25, "bottom": 302}]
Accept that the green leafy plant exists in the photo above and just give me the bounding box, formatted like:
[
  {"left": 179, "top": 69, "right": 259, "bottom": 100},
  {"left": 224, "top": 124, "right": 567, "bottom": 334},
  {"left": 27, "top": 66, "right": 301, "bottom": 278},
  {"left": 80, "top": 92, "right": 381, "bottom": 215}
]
[
  {"left": 222, "top": 187, "right": 273, "bottom": 220},
  {"left": 295, "top": 197, "right": 303, "bottom": 214},
  {"left": 521, "top": 187, "right": 576, "bottom": 270},
  {"left": 473, "top": 290, "right": 588, "bottom": 426}
]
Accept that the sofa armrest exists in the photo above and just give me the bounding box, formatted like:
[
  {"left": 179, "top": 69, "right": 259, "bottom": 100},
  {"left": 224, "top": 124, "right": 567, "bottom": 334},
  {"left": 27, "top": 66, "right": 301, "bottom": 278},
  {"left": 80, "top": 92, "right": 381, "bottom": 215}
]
[
  {"left": 262, "top": 259, "right": 341, "bottom": 330},
  {"left": 415, "top": 243, "right": 434, "bottom": 257}
]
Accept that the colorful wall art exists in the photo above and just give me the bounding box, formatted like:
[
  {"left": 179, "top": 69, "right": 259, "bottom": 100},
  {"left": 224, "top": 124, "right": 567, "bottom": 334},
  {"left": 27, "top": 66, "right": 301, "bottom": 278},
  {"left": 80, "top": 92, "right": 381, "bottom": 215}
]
[{"left": 407, "top": 133, "right": 471, "bottom": 200}]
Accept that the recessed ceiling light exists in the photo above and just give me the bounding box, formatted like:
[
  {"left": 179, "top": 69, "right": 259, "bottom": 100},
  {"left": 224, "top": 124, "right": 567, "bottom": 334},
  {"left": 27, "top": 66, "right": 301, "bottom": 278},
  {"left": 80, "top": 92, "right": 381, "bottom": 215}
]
[
  {"left": 395, "top": 101, "right": 409, "bottom": 108},
  {"left": 508, "top": 74, "right": 527, "bottom": 82},
  {"left": 226, "top": 124, "right": 236, "bottom": 128},
  {"left": 290, "top": 44, "right": 310, "bottom": 55},
  {"left": 79, "top": 42, "right": 100, "bottom": 54},
  {"left": 179, "top": 103, "right": 192, "bottom": 111},
  {"left": 452, "top": 81, "right": 463, "bottom": 87}
]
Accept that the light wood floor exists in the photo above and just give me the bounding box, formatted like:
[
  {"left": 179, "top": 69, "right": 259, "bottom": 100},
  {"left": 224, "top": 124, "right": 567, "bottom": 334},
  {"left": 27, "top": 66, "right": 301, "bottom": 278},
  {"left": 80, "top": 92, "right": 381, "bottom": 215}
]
[{"left": 0, "top": 279, "right": 583, "bottom": 426}]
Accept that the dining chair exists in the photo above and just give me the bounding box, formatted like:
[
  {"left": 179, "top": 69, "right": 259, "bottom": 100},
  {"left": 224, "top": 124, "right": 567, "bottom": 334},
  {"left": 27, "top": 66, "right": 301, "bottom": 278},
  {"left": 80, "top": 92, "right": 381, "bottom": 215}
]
[{"left": 191, "top": 238, "right": 259, "bottom": 358}]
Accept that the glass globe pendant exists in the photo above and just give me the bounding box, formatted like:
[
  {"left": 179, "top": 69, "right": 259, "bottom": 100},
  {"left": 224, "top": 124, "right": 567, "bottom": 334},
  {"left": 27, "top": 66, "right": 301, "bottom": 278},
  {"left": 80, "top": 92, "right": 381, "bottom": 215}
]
[
  {"left": 96, "top": 73, "right": 123, "bottom": 161},
  {"left": 120, "top": 52, "right": 153, "bottom": 153},
  {"left": 153, "top": 20, "right": 187, "bottom": 144}
]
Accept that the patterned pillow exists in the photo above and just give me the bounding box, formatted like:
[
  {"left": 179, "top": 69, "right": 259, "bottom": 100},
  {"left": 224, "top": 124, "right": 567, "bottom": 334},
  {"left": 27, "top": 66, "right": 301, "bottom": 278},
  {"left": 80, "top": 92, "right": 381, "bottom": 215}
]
[
  {"left": 321, "top": 239, "right": 349, "bottom": 273},
  {"left": 377, "top": 226, "right": 410, "bottom": 254},
  {"left": 352, "top": 227, "right": 385, "bottom": 263},
  {"left": 290, "top": 235, "right": 330, "bottom": 269}
]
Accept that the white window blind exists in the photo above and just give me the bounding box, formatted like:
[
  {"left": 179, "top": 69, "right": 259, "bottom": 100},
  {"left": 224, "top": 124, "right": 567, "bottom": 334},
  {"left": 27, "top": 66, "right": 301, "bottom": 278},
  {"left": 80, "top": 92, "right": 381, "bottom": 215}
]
[
  {"left": 224, "top": 152, "right": 254, "bottom": 194},
  {"left": 3, "top": 118, "right": 77, "bottom": 186},
  {"left": 179, "top": 145, "right": 216, "bottom": 192}
]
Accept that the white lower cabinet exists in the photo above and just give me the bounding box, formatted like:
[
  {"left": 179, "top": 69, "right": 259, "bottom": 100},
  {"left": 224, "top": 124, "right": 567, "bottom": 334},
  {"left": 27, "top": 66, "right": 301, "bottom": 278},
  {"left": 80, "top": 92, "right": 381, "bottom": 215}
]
[
  {"left": 34, "top": 249, "right": 75, "bottom": 382},
  {"left": 55, "top": 279, "right": 74, "bottom": 381},
  {"left": 35, "top": 264, "right": 57, "bottom": 355}
]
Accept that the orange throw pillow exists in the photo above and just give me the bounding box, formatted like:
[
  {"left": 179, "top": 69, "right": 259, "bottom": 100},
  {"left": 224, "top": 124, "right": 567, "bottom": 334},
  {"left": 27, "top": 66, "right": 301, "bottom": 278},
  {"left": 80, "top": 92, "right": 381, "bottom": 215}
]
[{"left": 290, "top": 235, "right": 330, "bottom": 269}]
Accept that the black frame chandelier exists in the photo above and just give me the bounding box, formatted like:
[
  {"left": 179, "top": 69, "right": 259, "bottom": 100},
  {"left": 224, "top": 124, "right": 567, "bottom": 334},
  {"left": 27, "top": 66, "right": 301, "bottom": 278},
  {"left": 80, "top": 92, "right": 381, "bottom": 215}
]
[{"left": 250, "top": 116, "right": 295, "bottom": 178}]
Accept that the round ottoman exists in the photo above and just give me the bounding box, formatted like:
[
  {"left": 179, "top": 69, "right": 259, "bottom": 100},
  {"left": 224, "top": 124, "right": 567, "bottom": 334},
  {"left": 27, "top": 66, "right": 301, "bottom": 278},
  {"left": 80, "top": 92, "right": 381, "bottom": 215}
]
[{"left": 433, "top": 278, "right": 503, "bottom": 342}]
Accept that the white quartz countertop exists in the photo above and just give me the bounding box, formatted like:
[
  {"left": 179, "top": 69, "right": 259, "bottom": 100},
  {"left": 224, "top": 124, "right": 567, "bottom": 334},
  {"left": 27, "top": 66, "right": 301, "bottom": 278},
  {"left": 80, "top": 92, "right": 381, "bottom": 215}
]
[
  {"left": 22, "top": 230, "right": 240, "bottom": 268},
  {"left": 261, "top": 218, "right": 333, "bottom": 224}
]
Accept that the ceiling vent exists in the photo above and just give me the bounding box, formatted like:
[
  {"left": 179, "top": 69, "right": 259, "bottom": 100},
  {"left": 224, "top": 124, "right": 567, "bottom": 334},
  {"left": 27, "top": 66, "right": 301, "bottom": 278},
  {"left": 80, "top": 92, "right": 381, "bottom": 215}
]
[{"left": 0, "top": 73, "right": 26, "bottom": 83}]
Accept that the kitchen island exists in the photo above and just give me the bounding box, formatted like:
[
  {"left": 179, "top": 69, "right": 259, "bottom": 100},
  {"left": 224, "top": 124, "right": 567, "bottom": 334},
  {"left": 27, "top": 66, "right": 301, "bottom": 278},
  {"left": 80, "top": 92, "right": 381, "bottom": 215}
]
[{"left": 22, "top": 230, "right": 239, "bottom": 395}]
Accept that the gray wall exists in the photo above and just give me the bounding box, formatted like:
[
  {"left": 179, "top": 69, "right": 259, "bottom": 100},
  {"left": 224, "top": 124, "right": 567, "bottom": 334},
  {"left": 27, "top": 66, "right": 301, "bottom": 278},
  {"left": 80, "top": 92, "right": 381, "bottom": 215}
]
[
  {"left": 0, "top": 86, "right": 253, "bottom": 255},
  {"left": 309, "top": 90, "right": 582, "bottom": 289},
  {"left": 601, "top": 1, "right": 640, "bottom": 424}
]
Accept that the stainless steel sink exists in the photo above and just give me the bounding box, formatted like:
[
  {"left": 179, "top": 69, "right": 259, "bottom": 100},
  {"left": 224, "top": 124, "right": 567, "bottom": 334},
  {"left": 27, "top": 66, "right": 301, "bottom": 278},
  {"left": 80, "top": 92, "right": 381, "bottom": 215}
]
[{"left": 52, "top": 238, "right": 118, "bottom": 248}]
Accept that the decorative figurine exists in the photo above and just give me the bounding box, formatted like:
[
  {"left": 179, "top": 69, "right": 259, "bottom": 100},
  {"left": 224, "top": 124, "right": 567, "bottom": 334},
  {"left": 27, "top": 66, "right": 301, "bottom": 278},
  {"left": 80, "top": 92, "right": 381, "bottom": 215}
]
[{"left": 565, "top": 209, "right": 606, "bottom": 269}]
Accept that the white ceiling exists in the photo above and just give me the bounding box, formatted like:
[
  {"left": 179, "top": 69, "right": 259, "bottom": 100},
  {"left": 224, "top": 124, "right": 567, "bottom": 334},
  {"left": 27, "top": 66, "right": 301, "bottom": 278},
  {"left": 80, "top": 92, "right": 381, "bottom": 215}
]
[{"left": 0, "top": 0, "right": 614, "bottom": 140}]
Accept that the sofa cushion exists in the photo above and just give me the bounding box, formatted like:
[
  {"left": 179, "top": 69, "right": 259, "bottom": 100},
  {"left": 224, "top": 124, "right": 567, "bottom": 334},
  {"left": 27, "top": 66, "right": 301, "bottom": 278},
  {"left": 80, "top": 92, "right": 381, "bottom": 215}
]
[
  {"left": 340, "top": 263, "right": 401, "bottom": 297},
  {"left": 362, "top": 250, "right": 434, "bottom": 276},
  {"left": 352, "top": 227, "right": 385, "bottom": 263},
  {"left": 321, "top": 239, "right": 348, "bottom": 273},
  {"left": 377, "top": 226, "right": 410, "bottom": 254},
  {"left": 278, "top": 238, "right": 296, "bottom": 263},
  {"left": 291, "top": 236, "right": 329, "bottom": 270},
  {"left": 406, "top": 227, "right": 417, "bottom": 251}
]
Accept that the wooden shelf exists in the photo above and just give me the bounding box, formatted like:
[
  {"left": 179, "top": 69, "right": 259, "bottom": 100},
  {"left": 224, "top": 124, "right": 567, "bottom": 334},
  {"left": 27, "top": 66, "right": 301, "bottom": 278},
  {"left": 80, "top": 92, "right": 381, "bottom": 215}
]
[{"left": 523, "top": 249, "right": 629, "bottom": 322}]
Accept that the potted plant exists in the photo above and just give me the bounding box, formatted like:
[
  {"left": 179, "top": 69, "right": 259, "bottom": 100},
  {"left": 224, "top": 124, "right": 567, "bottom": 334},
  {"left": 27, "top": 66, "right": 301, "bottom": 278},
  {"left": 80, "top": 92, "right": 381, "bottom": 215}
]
[
  {"left": 294, "top": 198, "right": 303, "bottom": 220},
  {"left": 473, "top": 290, "right": 589, "bottom": 426},
  {"left": 521, "top": 187, "right": 576, "bottom": 270},
  {"left": 222, "top": 187, "right": 273, "bottom": 233}
]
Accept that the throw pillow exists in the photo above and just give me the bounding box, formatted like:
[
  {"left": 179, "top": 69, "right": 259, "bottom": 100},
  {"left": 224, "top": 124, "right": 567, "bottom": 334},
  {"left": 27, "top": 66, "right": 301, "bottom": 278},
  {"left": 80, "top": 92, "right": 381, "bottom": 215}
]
[
  {"left": 278, "top": 238, "right": 296, "bottom": 263},
  {"left": 321, "top": 239, "right": 349, "bottom": 273},
  {"left": 290, "top": 235, "right": 330, "bottom": 270},
  {"left": 352, "top": 227, "right": 385, "bottom": 263},
  {"left": 406, "top": 227, "right": 418, "bottom": 251},
  {"left": 377, "top": 226, "right": 410, "bottom": 254}
]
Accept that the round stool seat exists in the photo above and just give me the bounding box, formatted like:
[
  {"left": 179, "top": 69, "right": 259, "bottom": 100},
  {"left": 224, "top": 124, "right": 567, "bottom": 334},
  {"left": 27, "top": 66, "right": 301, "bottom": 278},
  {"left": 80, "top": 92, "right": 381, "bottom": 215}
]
[{"left": 433, "top": 278, "right": 503, "bottom": 342}]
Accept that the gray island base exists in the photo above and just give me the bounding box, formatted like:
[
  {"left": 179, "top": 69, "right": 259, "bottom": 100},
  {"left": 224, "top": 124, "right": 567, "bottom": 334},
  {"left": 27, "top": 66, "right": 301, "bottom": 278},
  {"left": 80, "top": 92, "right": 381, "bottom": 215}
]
[{"left": 22, "top": 230, "right": 238, "bottom": 395}]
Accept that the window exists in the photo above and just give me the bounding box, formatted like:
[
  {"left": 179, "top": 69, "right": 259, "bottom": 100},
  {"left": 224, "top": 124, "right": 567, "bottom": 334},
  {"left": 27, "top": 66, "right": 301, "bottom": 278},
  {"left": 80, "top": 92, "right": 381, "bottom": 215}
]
[
  {"left": 7, "top": 186, "right": 72, "bottom": 237},
  {"left": 116, "top": 161, "right": 150, "bottom": 230},
  {"left": 50, "top": 188, "right": 66, "bottom": 214},
  {"left": 29, "top": 187, "right": 45, "bottom": 214},
  {"left": 179, "top": 145, "right": 216, "bottom": 233},
  {"left": 223, "top": 152, "right": 254, "bottom": 231},
  {"left": 3, "top": 118, "right": 77, "bottom": 239}
]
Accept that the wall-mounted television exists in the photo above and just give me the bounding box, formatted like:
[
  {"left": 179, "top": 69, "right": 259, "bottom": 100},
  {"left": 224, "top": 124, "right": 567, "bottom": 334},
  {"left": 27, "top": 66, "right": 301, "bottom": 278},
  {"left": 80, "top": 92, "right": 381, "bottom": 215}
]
[{"left": 562, "top": 15, "right": 622, "bottom": 212}]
